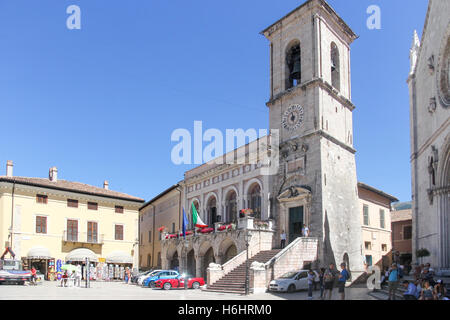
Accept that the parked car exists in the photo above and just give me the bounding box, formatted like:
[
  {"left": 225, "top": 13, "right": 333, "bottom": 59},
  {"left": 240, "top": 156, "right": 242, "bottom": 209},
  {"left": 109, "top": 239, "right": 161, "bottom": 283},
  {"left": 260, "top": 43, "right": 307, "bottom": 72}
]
[
  {"left": 133, "top": 270, "right": 154, "bottom": 284},
  {"left": 269, "top": 270, "right": 319, "bottom": 293},
  {"left": 143, "top": 270, "right": 179, "bottom": 288},
  {"left": 137, "top": 270, "right": 162, "bottom": 286},
  {"left": 155, "top": 275, "right": 205, "bottom": 290}
]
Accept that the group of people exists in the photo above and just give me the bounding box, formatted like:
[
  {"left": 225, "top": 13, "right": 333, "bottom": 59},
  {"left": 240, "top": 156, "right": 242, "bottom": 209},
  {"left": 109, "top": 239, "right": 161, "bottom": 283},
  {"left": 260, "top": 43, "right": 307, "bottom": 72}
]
[
  {"left": 305, "top": 262, "right": 350, "bottom": 300},
  {"left": 60, "top": 269, "right": 82, "bottom": 287},
  {"left": 380, "top": 262, "right": 448, "bottom": 300}
]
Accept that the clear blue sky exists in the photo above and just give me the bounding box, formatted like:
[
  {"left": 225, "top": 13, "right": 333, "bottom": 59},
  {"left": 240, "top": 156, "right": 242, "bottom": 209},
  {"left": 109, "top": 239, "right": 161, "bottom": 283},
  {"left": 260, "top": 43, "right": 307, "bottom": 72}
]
[{"left": 0, "top": 0, "right": 428, "bottom": 202}]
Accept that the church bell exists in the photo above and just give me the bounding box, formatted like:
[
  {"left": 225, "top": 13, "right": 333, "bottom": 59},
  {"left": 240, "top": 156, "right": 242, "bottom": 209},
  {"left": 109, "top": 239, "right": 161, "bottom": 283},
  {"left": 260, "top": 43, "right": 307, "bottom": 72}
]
[{"left": 291, "top": 60, "right": 301, "bottom": 80}]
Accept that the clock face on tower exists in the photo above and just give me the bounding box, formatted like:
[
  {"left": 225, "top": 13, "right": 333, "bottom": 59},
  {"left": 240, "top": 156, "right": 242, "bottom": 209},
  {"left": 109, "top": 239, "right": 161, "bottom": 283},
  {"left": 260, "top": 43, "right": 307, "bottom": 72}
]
[{"left": 281, "top": 104, "right": 304, "bottom": 131}]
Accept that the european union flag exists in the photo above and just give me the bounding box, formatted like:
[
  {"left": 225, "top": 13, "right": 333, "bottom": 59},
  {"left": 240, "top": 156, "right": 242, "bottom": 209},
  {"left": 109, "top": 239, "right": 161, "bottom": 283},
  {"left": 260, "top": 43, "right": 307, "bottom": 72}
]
[{"left": 182, "top": 208, "right": 189, "bottom": 239}]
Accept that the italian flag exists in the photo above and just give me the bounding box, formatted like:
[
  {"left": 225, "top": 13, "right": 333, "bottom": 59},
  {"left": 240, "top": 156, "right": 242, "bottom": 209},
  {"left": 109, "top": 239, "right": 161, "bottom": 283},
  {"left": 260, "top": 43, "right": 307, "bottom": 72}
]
[{"left": 192, "top": 202, "right": 208, "bottom": 228}]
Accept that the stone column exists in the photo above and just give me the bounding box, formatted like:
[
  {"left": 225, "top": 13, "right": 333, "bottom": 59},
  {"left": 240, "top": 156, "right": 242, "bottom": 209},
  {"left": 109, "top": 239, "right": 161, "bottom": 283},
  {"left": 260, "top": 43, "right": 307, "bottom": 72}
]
[
  {"left": 196, "top": 256, "right": 204, "bottom": 278},
  {"left": 214, "top": 255, "right": 223, "bottom": 266},
  {"left": 239, "top": 181, "right": 244, "bottom": 210}
]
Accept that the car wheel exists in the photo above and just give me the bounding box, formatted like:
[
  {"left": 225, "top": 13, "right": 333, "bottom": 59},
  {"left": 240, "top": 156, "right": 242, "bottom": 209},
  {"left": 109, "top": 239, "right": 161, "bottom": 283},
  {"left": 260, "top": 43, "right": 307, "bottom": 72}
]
[
  {"left": 163, "top": 282, "right": 172, "bottom": 290},
  {"left": 192, "top": 282, "right": 200, "bottom": 289},
  {"left": 148, "top": 281, "right": 155, "bottom": 288},
  {"left": 288, "top": 284, "right": 295, "bottom": 293}
]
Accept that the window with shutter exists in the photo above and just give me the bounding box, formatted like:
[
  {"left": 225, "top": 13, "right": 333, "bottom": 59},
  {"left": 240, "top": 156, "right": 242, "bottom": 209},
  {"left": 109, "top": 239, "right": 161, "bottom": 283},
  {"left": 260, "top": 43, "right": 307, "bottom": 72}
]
[
  {"left": 115, "top": 225, "right": 124, "bottom": 240},
  {"left": 36, "top": 195, "right": 48, "bottom": 204},
  {"left": 363, "top": 205, "right": 370, "bottom": 226},
  {"left": 115, "top": 206, "right": 124, "bottom": 214},
  {"left": 36, "top": 216, "right": 47, "bottom": 234},
  {"left": 88, "top": 202, "right": 98, "bottom": 210},
  {"left": 67, "top": 199, "right": 78, "bottom": 208}
]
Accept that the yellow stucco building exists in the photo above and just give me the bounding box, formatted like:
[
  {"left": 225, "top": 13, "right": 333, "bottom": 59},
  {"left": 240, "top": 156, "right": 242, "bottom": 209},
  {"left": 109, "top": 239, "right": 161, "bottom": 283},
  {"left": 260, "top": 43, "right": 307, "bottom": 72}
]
[
  {"left": 138, "top": 184, "right": 183, "bottom": 270},
  {"left": 0, "top": 161, "right": 144, "bottom": 278},
  {"left": 358, "top": 182, "right": 398, "bottom": 270}
]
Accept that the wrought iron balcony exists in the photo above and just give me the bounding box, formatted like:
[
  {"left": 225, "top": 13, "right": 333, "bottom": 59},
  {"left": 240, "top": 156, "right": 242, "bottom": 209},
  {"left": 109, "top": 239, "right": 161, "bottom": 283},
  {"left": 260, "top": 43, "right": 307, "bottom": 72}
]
[{"left": 62, "top": 231, "right": 104, "bottom": 245}]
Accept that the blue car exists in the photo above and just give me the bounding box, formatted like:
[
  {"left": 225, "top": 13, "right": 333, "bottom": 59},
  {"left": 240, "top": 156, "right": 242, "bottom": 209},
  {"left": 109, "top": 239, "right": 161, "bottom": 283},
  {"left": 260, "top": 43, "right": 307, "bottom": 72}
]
[{"left": 142, "top": 270, "right": 179, "bottom": 288}]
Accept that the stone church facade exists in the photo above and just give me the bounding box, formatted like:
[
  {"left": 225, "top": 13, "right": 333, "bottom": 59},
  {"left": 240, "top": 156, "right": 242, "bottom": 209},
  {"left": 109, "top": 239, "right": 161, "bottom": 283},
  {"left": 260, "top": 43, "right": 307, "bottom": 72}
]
[
  {"left": 158, "top": 0, "right": 368, "bottom": 283},
  {"left": 408, "top": 0, "right": 450, "bottom": 270}
]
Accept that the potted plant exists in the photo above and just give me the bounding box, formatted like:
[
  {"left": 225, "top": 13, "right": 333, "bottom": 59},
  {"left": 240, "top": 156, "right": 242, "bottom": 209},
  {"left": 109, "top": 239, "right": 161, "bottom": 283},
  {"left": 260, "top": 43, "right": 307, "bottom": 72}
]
[{"left": 416, "top": 248, "right": 430, "bottom": 264}]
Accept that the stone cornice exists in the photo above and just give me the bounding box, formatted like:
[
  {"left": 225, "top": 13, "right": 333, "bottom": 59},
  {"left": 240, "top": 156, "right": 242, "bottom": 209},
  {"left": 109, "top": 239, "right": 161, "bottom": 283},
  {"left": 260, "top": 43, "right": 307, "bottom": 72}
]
[{"left": 266, "top": 77, "right": 356, "bottom": 112}]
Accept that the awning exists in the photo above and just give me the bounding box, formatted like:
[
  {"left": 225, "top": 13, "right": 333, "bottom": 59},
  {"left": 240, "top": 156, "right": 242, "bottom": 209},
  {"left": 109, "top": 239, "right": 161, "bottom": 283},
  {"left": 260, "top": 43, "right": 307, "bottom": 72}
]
[
  {"left": 65, "top": 248, "right": 98, "bottom": 262},
  {"left": 27, "top": 246, "right": 52, "bottom": 260},
  {"left": 106, "top": 251, "right": 133, "bottom": 264}
]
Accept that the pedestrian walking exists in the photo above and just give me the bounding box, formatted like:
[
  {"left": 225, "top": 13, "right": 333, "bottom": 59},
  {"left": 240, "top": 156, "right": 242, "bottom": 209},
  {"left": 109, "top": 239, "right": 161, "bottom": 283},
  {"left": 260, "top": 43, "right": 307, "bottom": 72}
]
[
  {"left": 301, "top": 224, "right": 310, "bottom": 237},
  {"left": 387, "top": 263, "right": 400, "bottom": 300},
  {"left": 126, "top": 267, "right": 131, "bottom": 284},
  {"left": 30, "top": 267, "right": 37, "bottom": 285},
  {"left": 75, "top": 265, "right": 82, "bottom": 287},
  {"left": 323, "top": 263, "right": 337, "bottom": 300},
  {"left": 280, "top": 230, "right": 287, "bottom": 249},
  {"left": 338, "top": 263, "right": 349, "bottom": 300}
]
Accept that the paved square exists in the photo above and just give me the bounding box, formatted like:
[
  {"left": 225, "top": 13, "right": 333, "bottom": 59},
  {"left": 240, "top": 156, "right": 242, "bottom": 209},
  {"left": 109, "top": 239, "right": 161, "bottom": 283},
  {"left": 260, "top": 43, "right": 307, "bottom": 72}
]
[{"left": 0, "top": 281, "right": 375, "bottom": 300}]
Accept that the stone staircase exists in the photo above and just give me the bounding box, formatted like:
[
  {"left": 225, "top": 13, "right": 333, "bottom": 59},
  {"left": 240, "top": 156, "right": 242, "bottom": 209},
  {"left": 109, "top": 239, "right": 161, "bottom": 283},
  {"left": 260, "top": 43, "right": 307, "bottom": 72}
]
[
  {"left": 368, "top": 283, "right": 407, "bottom": 300},
  {"left": 204, "top": 249, "right": 281, "bottom": 294}
]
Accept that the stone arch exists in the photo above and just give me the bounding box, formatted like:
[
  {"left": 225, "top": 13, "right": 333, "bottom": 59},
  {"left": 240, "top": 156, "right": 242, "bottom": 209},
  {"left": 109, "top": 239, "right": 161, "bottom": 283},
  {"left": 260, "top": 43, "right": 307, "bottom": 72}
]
[
  {"left": 166, "top": 243, "right": 179, "bottom": 270},
  {"left": 170, "top": 251, "right": 179, "bottom": 270},
  {"left": 245, "top": 179, "right": 263, "bottom": 219},
  {"left": 342, "top": 252, "right": 351, "bottom": 281},
  {"left": 197, "top": 240, "right": 216, "bottom": 280},
  {"left": 285, "top": 39, "right": 301, "bottom": 90},
  {"left": 218, "top": 237, "right": 238, "bottom": 264},
  {"left": 438, "top": 134, "right": 450, "bottom": 267},
  {"left": 331, "top": 42, "right": 341, "bottom": 91},
  {"left": 224, "top": 186, "right": 239, "bottom": 223},
  {"left": 205, "top": 192, "right": 219, "bottom": 226}
]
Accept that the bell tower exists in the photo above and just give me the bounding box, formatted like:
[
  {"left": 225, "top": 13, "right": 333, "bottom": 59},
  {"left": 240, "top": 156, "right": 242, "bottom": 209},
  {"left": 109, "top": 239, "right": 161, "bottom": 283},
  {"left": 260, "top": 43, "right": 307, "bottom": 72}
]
[{"left": 262, "top": 0, "right": 365, "bottom": 277}]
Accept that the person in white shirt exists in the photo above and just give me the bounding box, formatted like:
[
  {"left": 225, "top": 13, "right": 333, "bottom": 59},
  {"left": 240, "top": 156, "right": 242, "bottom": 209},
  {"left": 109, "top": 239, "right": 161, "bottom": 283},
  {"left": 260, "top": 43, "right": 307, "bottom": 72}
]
[
  {"left": 280, "top": 230, "right": 287, "bottom": 249},
  {"left": 75, "top": 265, "right": 82, "bottom": 287},
  {"left": 302, "top": 224, "right": 310, "bottom": 237}
]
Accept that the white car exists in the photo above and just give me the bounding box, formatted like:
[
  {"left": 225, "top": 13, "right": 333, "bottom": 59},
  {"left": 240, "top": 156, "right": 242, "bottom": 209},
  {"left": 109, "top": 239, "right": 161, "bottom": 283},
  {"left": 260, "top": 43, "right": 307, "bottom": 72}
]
[
  {"left": 269, "top": 270, "right": 319, "bottom": 293},
  {"left": 137, "top": 270, "right": 162, "bottom": 286}
]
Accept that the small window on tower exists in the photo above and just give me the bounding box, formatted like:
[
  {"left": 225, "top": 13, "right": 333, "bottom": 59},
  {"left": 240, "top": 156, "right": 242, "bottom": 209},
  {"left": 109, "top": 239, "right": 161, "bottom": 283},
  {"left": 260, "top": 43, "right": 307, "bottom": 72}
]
[{"left": 286, "top": 42, "right": 301, "bottom": 89}]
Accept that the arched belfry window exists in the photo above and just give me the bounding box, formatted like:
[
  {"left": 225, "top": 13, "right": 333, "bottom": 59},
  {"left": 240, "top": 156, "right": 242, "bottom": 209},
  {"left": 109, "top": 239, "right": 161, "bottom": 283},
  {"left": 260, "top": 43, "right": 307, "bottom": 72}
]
[
  {"left": 331, "top": 42, "right": 340, "bottom": 91},
  {"left": 286, "top": 42, "right": 301, "bottom": 89}
]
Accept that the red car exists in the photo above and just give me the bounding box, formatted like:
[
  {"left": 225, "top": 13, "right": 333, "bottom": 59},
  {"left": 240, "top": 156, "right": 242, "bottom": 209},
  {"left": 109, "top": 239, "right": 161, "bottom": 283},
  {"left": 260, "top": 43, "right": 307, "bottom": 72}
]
[{"left": 155, "top": 276, "right": 205, "bottom": 290}]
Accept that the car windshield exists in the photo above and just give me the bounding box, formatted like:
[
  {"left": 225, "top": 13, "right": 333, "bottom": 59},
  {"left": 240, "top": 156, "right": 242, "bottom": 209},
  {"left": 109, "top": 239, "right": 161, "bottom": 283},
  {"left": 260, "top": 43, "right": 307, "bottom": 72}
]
[{"left": 279, "top": 272, "right": 298, "bottom": 279}]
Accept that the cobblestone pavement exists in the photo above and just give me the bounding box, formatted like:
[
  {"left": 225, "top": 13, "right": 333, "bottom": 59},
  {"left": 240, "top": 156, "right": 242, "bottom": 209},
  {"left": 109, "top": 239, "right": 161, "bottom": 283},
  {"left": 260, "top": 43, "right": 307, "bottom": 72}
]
[{"left": 0, "top": 282, "right": 376, "bottom": 300}]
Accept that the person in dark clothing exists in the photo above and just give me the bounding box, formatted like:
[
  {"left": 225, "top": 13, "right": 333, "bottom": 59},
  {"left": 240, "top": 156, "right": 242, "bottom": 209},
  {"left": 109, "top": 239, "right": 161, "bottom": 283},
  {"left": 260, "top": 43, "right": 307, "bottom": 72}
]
[{"left": 319, "top": 268, "right": 326, "bottom": 299}]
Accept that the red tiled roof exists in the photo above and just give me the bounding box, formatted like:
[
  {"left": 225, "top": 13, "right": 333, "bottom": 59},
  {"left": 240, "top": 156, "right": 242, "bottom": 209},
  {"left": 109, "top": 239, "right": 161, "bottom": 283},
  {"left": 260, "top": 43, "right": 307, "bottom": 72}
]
[{"left": 0, "top": 176, "right": 144, "bottom": 202}]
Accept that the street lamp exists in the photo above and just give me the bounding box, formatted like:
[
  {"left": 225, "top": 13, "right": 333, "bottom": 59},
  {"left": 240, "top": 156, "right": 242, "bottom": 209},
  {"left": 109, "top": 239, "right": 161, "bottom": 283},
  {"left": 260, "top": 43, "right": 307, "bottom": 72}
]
[
  {"left": 244, "top": 230, "right": 252, "bottom": 295},
  {"left": 184, "top": 240, "right": 189, "bottom": 290}
]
